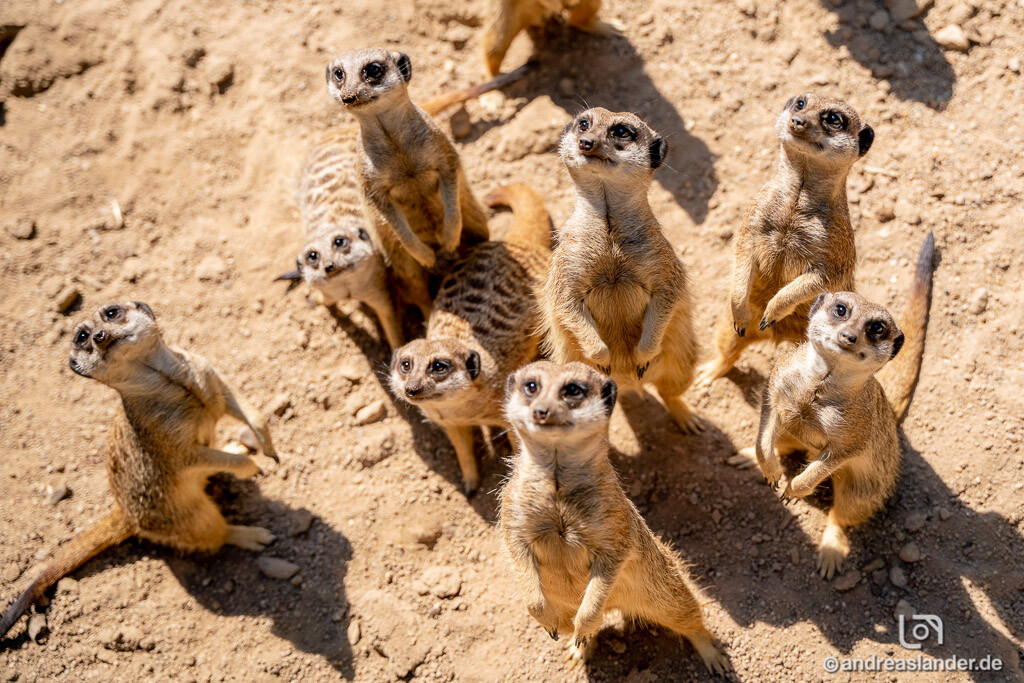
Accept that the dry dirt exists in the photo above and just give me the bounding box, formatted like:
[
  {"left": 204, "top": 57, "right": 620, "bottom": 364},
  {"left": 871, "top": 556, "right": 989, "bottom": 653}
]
[{"left": 1, "top": 0, "right": 1023, "bottom": 681}]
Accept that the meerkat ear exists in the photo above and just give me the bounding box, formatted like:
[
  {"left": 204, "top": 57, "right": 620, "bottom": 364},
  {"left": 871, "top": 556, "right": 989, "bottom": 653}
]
[
  {"left": 890, "top": 331, "right": 905, "bottom": 360},
  {"left": 648, "top": 137, "right": 668, "bottom": 170},
  {"left": 395, "top": 53, "right": 412, "bottom": 82},
  {"left": 505, "top": 373, "right": 517, "bottom": 398},
  {"left": 600, "top": 379, "right": 618, "bottom": 417},
  {"left": 858, "top": 125, "right": 874, "bottom": 156},
  {"left": 809, "top": 292, "right": 828, "bottom": 318},
  {"left": 134, "top": 302, "right": 155, "bottom": 320},
  {"left": 325, "top": 65, "right": 332, "bottom": 84},
  {"left": 465, "top": 350, "right": 481, "bottom": 379}
]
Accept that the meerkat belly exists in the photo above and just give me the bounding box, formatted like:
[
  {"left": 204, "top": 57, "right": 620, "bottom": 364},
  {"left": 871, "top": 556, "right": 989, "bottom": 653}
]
[
  {"left": 528, "top": 513, "right": 594, "bottom": 603},
  {"left": 584, "top": 266, "right": 649, "bottom": 347}
]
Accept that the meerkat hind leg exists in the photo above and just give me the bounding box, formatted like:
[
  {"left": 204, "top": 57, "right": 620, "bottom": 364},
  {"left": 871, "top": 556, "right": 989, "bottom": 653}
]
[
  {"left": 696, "top": 316, "right": 757, "bottom": 388},
  {"left": 445, "top": 425, "right": 480, "bottom": 496},
  {"left": 651, "top": 384, "right": 704, "bottom": 434},
  {"left": 568, "top": 0, "right": 625, "bottom": 35},
  {"left": 226, "top": 525, "right": 275, "bottom": 552}
]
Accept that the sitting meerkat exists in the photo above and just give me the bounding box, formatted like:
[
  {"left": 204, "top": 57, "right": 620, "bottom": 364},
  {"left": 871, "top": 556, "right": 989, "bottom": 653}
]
[
  {"left": 276, "top": 64, "right": 538, "bottom": 337},
  {"left": 539, "top": 107, "right": 703, "bottom": 433},
  {"left": 482, "top": 0, "right": 623, "bottom": 77},
  {"left": 500, "top": 361, "right": 729, "bottom": 673},
  {"left": 326, "top": 48, "right": 493, "bottom": 295},
  {"left": 750, "top": 233, "right": 934, "bottom": 578},
  {"left": 697, "top": 94, "right": 875, "bottom": 387},
  {"left": 0, "top": 302, "right": 278, "bottom": 640},
  {"left": 390, "top": 184, "right": 552, "bottom": 494}
]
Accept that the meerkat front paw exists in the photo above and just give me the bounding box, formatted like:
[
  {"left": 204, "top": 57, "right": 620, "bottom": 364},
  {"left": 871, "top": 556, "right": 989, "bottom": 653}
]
[
  {"left": 818, "top": 523, "right": 850, "bottom": 579},
  {"left": 527, "top": 600, "right": 560, "bottom": 639},
  {"left": 226, "top": 525, "right": 275, "bottom": 552},
  {"left": 563, "top": 634, "right": 593, "bottom": 670},
  {"left": 758, "top": 456, "right": 783, "bottom": 490},
  {"left": 731, "top": 304, "right": 752, "bottom": 338}
]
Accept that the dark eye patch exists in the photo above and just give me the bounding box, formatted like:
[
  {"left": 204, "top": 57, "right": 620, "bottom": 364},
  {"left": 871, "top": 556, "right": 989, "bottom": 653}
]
[
  {"left": 306, "top": 249, "right": 319, "bottom": 265},
  {"left": 609, "top": 123, "right": 637, "bottom": 141},
  {"left": 822, "top": 110, "right": 847, "bottom": 130},
  {"left": 363, "top": 62, "right": 385, "bottom": 81},
  {"left": 74, "top": 328, "right": 90, "bottom": 345},
  {"left": 561, "top": 382, "right": 587, "bottom": 399},
  {"left": 430, "top": 359, "right": 452, "bottom": 374},
  {"left": 866, "top": 319, "right": 887, "bottom": 339},
  {"left": 832, "top": 302, "right": 848, "bottom": 319}
]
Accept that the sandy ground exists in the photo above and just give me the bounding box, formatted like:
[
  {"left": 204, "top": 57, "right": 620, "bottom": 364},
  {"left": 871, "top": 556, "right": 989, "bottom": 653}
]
[{"left": 1, "top": 0, "right": 1023, "bottom": 680}]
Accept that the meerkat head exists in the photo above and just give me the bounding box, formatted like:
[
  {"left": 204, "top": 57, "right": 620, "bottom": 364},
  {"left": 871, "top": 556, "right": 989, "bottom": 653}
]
[
  {"left": 775, "top": 94, "right": 873, "bottom": 168},
  {"left": 390, "top": 338, "right": 483, "bottom": 405},
  {"left": 559, "top": 107, "right": 668, "bottom": 186},
  {"left": 278, "top": 223, "right": 377, "bottom": 290},
  {"left": 69, "top": 302, "right": 160, "bottom": 382},
  {"left": 807, "top": 292, "right": 903, "bottom": 375},
  {"left": 504, "top": 361, "right": 617, "bottom": 450},
  {"left": 326, "top": 48, "right": 412, "bottom": 113}
]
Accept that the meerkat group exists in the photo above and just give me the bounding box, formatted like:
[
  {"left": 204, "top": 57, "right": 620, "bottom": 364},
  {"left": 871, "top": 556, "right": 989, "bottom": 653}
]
[{"left": 1, "top": 13, "right": 943, "bottom": 678}]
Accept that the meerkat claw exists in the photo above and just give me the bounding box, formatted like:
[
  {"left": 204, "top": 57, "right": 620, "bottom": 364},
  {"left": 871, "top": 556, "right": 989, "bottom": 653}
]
[
  {"left": 759, "top": 317, "right": 774, "bottom": 331},
  {"left": 599, "top": 365, "right": 611, "bottom": 376},
  {"left": 636, "top": 362, "right": 650, "bottom": 379},
  {"left": 547, "top": 628, "right": 559, "bottom": 640},
  {"left": 734, "top": 324, "right": 746, "bottom": 338}
]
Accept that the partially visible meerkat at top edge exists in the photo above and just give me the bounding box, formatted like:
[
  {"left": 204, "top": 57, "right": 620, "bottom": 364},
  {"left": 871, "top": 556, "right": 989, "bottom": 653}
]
[
  {"left": 697, "top": 93, "right": 874, "bottom": 388},
  {"left": 539, "top": 107, "right": 703, "bottom": 433},
  {"left": 500, "top": 361, "right": 729, "bottom": 673},
  {"left": 482, "top": 0, "right": 623, "bottom": 77},
  {"left": 1, "top": 302, "right": 277, "bottom": 641},
  {"left": 326, "top": 48, "right": 489, "bottom": 289},
  {"left": 389, "top": 184, "right": 552, "bottom": 495},
  {"left": 749, "top": 233, "right": 935, "bottom": 578}
]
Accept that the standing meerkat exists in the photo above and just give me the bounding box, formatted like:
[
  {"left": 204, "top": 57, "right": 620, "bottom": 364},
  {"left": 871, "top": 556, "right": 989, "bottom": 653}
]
[
  {"left": 697, "top": 94, "right": 875, "bottom": 387},
  {"left": 389, "top": 184, "right": 552, "bottom": 494},
  {"left": 499, "top": 361, "right": 729, "bottom": 673},
  {"left": 277, "top": 64, "right": 538, "bottom": 337},
  {"left": 749, "top": 233, "right": 935, "bottom": 578},
  {"left": 539, "top": 107, "right": 703, "bottom": 433},
  {"left": 0, "top": 302, "right": 278, "bottom": 640},
  {"left": 326, "top": 48, "right": 495, "bottom": 297},
  {"left": 482, "top": 0, "right": 623, "bottom": 77}
]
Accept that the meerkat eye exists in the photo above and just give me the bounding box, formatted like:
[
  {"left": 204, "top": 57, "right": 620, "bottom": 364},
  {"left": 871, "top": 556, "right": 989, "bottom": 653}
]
[
  {"left": 333, "top": 236, "right": 349, "bottom": 250},
  {"left": 823, "top": 111, "right": 846, "bottom": 130},
  {"left": 523, "top": 380, "right": 539, "bottom": 396},
  {"left": 75, "top": 329, "right": 90, "bottom": 345},
  {"left": 332, "top": 68, "right": 344, "bottom": 82},
  {"left": 363, "top": 62, "right": 385, "bottom": 82},
  {"left": 306, "top": 250, "right": 319, "bottom": 265},
  {"left": 867, "top": 320, "right": 886, "bottom": 336},
  {"left": 577, "top": 119, "right": 590, "bottom": 132},
  {"left": 430, "top": 359, "right": 451, "bottom": 374},
  {"left": 834, "top": 303, "right": 847, "bottom": 318},
  {"left": 358, "top": 228, "right": 370, "bottom": 241},
  {"left": 609, "top": 124, "right": 636, "bottom": 140},
  {"left": 795, "top": 98, "right": 806, "bottom": 111},
  {"left": 562, "top": 382, "right": 585, "bottom": 399},
  {"left": 399, "top": 359, "right": 411, "bottom": 373},
  {"left": 104, "top": 306, "right": 122, "bottom": 320}
]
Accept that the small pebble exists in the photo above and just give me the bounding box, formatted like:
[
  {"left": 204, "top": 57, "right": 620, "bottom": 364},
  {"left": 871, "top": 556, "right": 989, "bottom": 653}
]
[
  {"left": 968, "top": 288, "right": 988, "bottom": 315},
  {"left": 899, "top": 542, "right": 921, "bottom": 563},
  {"left": 256, "top": 557, "right": 300, "bottom": 580},
  {"left": 890, "top": 565, "right": 908, "bottom": 588},
  {"left": 354, "top": 400, "right": 386, "bottom": 426},
  {"left": 27, "top": 614, "right": 47, "bottom": 642}
]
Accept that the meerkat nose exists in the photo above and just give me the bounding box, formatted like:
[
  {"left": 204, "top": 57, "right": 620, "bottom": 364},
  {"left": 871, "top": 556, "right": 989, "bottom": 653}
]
[
  {"left": 405, "top": 385, "right": 422, "bottom": 398},
  {"left": 93, "top": 330, "right": 108, "bottom": 346},
  {"left": 341, "top": 94, "right": 357, "bottom": 104},
  {"left": 533, "top": 407, "right": 549, "bottom": 421},
  {"left": 790, "top": 116, "right": 806, "bottom": 130},
  {"left": 578, "top": 138, "right": 594, "bottom": 152},
  {"left": 840, "top": 330, "right": 858, "bottom": 345},
  {"left": 325, "top": 262, "right": 336, "bottom": 274}
]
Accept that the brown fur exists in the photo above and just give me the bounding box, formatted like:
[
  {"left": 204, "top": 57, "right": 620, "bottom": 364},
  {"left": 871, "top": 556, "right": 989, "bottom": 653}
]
[
  {"left": 482, "top": 0, "right": 620, "bottom": 76},
  {"left": 390, "top": 186, "right": 552, "bottom": 493},
  {"left": 1, "top": 302, "right": 277, "bottom": 640},
  {"left": 698, "top": 94, "right": 874, "bottom": 387},
  {"left": 539, "top": 107, "right": 702, "bottom": 433},
  {"left": 499, "top": 361, "right": 728, "bottom": 673},
  {"left": 750, "top": 233, "right": 935, "bottom": 578}
]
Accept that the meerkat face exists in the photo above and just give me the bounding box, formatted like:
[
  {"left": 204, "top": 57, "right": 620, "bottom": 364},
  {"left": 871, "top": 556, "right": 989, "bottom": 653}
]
[
  {"left": 295, "top": 224, "right": 377, "bottom": 289},
  {"left": 504, "top": 361, "right": 617, "bottom": 448},
  {"left": 69, "top": 302, "right": 160, "bottom": 381},
  {"left": 390, "top": 339, "right": 482, "bottom": 405},
  {"left": 775, "top": 94, "right": 874, "bottom": 166},
  {"left": 326, "top": 48, "right": 412, "bottom": 112},
  {"left": 559, "top": 107, "right": 668, "bottom": 183},
  {"left": 807, "top": 292, "right": 903, "bottom": 372}
]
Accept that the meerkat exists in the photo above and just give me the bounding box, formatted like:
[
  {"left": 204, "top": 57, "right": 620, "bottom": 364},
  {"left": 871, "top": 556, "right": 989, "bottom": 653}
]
[
  {"left": 482, "top": 0, "right": 623, "bottom": 77},
  {"left": 499, "top": 361, "right": 729, "bottom": 673},
  {"left": 326, "top": 48, "right": 496, "bottom": 298},
  {"left": 0, "top": 302, "right": 278, "bottom": 640},
  {"left": 389, "top": 184, "right": 552, "bottom": 494},
  {"left": 276, "top": 63, "right": 538, "bottom": 333},
  {"left": 747, "top": 233, "right": 935, "bottom": 578},
  {"left": 539, "top": 107, "right": 703, "bottom": 433},
  {"left": 697, "top": 94, "right": 875, "bottom": 388}
]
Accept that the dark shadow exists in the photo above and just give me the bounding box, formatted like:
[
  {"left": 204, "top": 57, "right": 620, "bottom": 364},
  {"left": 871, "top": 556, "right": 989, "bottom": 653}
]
[
  {"left": 1, "top": 476, "right": 355, "bottom": 677},
  {"left": 328, "top": 301, "right": 392, "bottom": 363},
  {"left": 481, "top": 24, "right": 718, "bottom": 225},
  {"left": 0, "top": 102, "right": 6, "bottom": 127},
  {"left": 721, "top": 364, "right": 768, "bottom": 411},
  {"left": 819, "top": 1, "right": 955, "bottom": 108}
]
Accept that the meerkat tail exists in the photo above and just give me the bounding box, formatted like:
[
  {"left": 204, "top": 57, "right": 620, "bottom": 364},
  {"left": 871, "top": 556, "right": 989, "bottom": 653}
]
[
  {"left": 484, "top": 183, "right": 552, "bottom": 248},
  {"left": 877, "top": 231, "right": 936, "bottom": 423},
  {"left": 0, "top": 509, "right": 132, "bottom": 640},
  {"left": 418, "top": 60, "right": 535, "bottom": 117}
]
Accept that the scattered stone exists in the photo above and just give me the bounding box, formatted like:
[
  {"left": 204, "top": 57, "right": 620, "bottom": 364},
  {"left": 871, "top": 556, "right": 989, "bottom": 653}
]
[
  {"left": 414, "top": 566, "right": 462, "bottom": 599},
  {"left": 934, "top": 25, "right": 970, "bottom": 52},
  {"left": 54, "top": 286, "right": 82, "bottom": 314},
  {"left": 861, "top": 557, "right": 885, "bottom": 573},
  {"left": 868, "top": 9, "right": 890, "bottom": 30},
  {"left": 139, "top": 636, "right": 156, "bottom": 652},
  {"left": 237, "top": 426, "right": 259, "bottom": 451},
  {"left": 102, "top": 626, "right": 143, "bottom": 651},
  {"left": 347, "top": 618, "right": 361, "bottom": 646},
  {"left": 894, "top": 598, "right": 916, "bottom": 620},
  {"left": 833, "top": 569, "right": 862, "bottom": 591},
  {"left": 288, "top": 509, "right": 313, "bottom": 537},
  {"left": 903, "top": 511, "right": 926, "bottom": 532},
  {"left": 968, "top": 288, "right": 988, "bottom": 315},
  {"left": 428, "top": 602, "right": 442, "bottom": 618},
  {"left": 884, "top": 0, "right": 929, "bottom": 21},
  {"left": 27, "top": 614, "right": 47, "bottom": 641},
  {"left": 337, "top": 364, "right": 364, "bottom": 382},
  {"left": 267, "top": 393, "right": 292, "bottom": 417},
  {"left": 611, "top": 638, "right": 628, "bottom": 654},
  {"left": 789, "top": 548, "right": 800, "bottom": 565},
  {"left": 354, "top": 400, "right": 386, "bottom": 426},
  {"left": 890, "top": 565, "right": 908, "bottom": 588},
  {"left": 5, "top": 216, "right": 36, "bottom": 240},
  {"left": 95, "top": 648, "right": 116, "bottom": 664},
  {"left": 947, "top": 1, "right": 974, "bottom": 24},
  {"left": 256, "top": 557, "right": 300, "bottom": 580},
  {"left": 183, "top": 46, "right": 206, "bottom": 68},
  {"left": 195, "top": 255, "right": 228, "bottom": 282},
  {"left": 34, "top": 547, "right": 49, "bottom": 561},
  {"left": 938, "top": 507, "right": 951, "bottom": 521},
  {"left": 449, "top": 107, "right": 471, "bottom": 139},
  {"left": 46, "top": 483, "right": 70, "bottom": 506},
  {"left": 2, "top": 563, "right": 21, "bottom": 583},
  {"left": 498, "top": 96, "right": 569, "bottom": 162},
  {"left": 351, "top": 424, "right": 398, "bottom": 468},
  {"left": 290, "top": 574, "right": 303, "bottom": 587},
  {"left": 874, "top": 201, "right": 896, "bottom": 222},
  {"left": 1009, "top": 56, "right": 1021, "bottom": 74},
  {"left": 898, "top": 541, "right": 922, "bottom": 563},
  {"left": 203, "top": 56, "right": 235, "bottom": 94}
]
